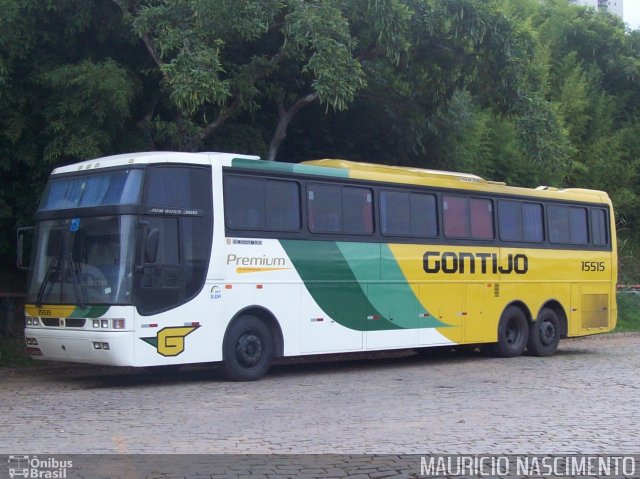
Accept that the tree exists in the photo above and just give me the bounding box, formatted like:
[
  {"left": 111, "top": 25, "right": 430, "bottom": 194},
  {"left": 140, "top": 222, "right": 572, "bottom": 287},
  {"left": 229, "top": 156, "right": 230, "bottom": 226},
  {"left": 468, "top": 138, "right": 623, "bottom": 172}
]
[
  {"left": 0, "top": 0, "right": 143, "bottom": 289},
  {"left": 115, "top": 0, "right": 412, "bottom": 159}
]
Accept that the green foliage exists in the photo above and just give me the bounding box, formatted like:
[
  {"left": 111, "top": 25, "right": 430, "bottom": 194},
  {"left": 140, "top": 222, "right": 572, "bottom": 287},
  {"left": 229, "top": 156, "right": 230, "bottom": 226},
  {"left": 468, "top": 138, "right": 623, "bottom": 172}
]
[
  {"left": 285, "top": 0, "right": 365, "bottom": 111},
  {"left": 0, "top": 337, "right": 44, "bottom": 368},
  {"left": 40, "top": 59, "right": 137, "bottom": 163},
  {"left": 3, "top": 0, "right": 640, "bottom": 287},
  {"left": 615, "top": 293, "right": 640, "bottom": 332},
  {"left": 129, "top": 0, "right": 287, "bottom": 115},
  {"left": 514, "top": 94, "right": 573, "bottom": 180}
]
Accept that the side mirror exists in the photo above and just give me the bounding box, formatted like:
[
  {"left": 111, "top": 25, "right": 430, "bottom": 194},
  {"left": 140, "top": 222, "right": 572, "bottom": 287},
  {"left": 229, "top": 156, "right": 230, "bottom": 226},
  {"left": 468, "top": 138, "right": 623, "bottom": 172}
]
[
  {"left": 144, "top": 228, "right": 159, "bottom": 263},
  {"left": 135, "top": 220, "right": 159, "bottom": 272},
  {"left": 16, "top": 227, "right": 34, "bottom": 271}
]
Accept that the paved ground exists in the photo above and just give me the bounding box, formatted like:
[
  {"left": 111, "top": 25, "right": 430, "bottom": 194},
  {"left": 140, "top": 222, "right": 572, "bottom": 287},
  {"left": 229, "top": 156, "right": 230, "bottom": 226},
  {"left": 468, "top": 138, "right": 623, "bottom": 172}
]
[
  {"left": 1, "top": 333, "right": 638, "bottom": 455},
  {"left": 1, "top": 334, "right": 639, "bottom": 477}
]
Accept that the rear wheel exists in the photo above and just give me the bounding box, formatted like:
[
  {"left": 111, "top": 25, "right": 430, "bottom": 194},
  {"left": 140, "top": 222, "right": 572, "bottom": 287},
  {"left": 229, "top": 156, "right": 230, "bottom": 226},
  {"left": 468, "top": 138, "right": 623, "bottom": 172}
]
[
  {"left": 527, "top": 308, "right": 561, "bottom": 357},
  {"left": 222, "top": 315, "right": 273, "bottom": 381},
  {"left": 492, "top": 305, "right": 529, "bottom": 358}
]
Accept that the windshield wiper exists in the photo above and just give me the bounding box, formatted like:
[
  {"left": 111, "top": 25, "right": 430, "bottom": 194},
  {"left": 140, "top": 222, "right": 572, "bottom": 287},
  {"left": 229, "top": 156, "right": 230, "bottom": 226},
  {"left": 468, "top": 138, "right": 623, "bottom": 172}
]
[
  {"left": 67, "top": 252, "right": 87, "bottom": 308},
  {"left": 35, "top": 229, "right": 88, "bottom": 308},
  {"left": 35, "top": 255, "right": 60, "bottom": 307}
]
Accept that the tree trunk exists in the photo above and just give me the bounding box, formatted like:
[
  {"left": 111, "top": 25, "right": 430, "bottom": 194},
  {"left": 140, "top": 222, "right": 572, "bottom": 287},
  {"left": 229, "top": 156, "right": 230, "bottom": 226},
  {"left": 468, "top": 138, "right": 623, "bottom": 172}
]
[{"left": 267, "top": 92, "right": 319, "bottom": 161}]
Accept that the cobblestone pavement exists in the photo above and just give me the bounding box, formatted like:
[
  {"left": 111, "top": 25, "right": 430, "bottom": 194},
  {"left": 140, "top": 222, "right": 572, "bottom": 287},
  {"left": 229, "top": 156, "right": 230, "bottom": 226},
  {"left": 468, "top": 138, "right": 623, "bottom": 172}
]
[{"left": 1, "top": 333, "right": 638, "bottom": 458}]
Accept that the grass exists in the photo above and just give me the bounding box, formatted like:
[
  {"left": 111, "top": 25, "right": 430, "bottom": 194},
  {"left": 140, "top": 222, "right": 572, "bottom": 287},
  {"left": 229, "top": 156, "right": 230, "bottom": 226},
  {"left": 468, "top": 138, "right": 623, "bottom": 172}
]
[
  {"left": 0, "top": 336, "right": 37, "bottom": 368},
  {"left": 1, "top": 292, "right": 638, "bottom": 369},
  {"left": 615, "top": 291, "right": 640, "bottom": 332}
]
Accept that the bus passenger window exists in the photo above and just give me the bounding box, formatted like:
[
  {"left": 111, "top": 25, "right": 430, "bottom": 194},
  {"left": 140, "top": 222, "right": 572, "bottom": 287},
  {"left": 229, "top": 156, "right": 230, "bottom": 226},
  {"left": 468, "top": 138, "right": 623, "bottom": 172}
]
[
  {"left": 411, "top": 193, "right": 437, "bottom": 237},
  {"left": 548, "top": 205, "right": 570, "bottom": 243},
  {"left": 308, "top": 184, "right": 342, "bottom": 233},
  {"left": 591, "top": 209, "right": 608, "bottom": 246},
  {"left": 443, "top": 196, "right": 469, "bottom": 238},
  {"left": 224, "top": 177, "right": 266, "bottom": 230},
  {"left": 523, "top": 203, "right": 543, "bottom": 242},
  {"left": 569, "top": 207, "right": 588, "bottom": 244},
  {"left": 470, "top": 198, "right": 494, "bottom": 239},
  {"left": 498, "top": 200, "right": 522, "bottom": 241},
  {"left": 380, "top": 191, "right": 411, "bottom": 236},
  {"left": 381, "top": 191, "right": 437, "bottom": 237},
  {"left": 225, "top": 176, "right": 301, "bottom": 232},
  {"left": 549, "top": 205, "right": 588, "bottom": 244},
  {"left": 499, "top": 201, "right": 543, "bottom": 243},
  {"left": 308, "top": 184, "right": 372, "bottom": 235},
  {"left": 343, "top": 187, "right": 373, "bottom": 234},
  {"left": 265, "top": 181, "right": 301, "bottom": 231}
]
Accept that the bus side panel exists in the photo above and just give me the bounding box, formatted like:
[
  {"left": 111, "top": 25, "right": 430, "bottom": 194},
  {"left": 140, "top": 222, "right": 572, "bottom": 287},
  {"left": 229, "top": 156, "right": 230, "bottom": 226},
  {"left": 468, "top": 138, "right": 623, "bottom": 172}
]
[
  {"left": 564, "top": 249, "right": 614, "bottom": 337},
  {"left": 133, "top": 291, "right": 226, "bottom": 366},
  {"left": 464, "top": 283, "right": 500, "bottom": 344},
  {"left": 300, "top": 283, "right": 364, "bottom": 353},
  {"left": 419, "top": 283, "right": 465, "bottom": 345},
  {"left": 283, "top": 240, "right": 455, "bottom": 352},
  {"left": 365, "top": 283, "right": 417, "bottom": 349},
  {"left": 574, "top": 282, "right": 615, "bottom": 336}
]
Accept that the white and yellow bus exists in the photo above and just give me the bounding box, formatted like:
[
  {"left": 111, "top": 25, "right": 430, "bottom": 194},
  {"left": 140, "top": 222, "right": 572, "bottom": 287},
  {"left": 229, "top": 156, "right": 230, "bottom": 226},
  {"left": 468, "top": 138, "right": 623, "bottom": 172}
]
[{"left": 20, "top": 152, "right": 617, "bottom": 380}]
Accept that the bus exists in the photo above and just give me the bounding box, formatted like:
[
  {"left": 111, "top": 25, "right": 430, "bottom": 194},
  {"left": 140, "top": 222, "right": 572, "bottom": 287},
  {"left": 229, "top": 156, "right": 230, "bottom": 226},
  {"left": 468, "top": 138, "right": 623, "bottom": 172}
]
[{"left": 19, "top": 151, "right": 617, "bottom": 380}]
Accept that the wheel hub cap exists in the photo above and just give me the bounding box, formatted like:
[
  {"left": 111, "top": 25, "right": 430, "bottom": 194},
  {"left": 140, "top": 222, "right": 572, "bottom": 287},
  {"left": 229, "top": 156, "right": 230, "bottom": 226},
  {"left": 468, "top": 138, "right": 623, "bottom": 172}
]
[
  {"left": 236, "top": 333, "right": 263, "bottom": 367},
  {"left": 540, "top": 321, "right": 556, "bottom": 346}
]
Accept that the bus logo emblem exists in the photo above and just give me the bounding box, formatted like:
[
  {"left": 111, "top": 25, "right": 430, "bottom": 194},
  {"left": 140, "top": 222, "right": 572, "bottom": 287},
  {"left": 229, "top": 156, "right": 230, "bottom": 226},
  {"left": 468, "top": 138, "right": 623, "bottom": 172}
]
[{"left": 140, "top": 325, "right": 199, "bottom": 357}]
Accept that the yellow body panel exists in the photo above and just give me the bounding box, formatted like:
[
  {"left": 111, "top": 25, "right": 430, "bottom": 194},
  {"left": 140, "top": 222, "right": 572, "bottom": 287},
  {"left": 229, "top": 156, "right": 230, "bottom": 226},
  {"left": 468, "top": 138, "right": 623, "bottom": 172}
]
[{"left": 388, "top": 243, "right": 616, "bottom": 343}]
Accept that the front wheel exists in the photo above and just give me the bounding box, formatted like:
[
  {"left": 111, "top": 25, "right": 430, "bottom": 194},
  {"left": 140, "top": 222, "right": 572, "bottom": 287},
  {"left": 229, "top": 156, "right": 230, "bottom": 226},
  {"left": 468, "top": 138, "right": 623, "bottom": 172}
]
[
  {"left": 527, "top": 308, "right": 561, "bottom": 357},
  {"left": 491, "top": 305, "right": 529, "bottom": 358},
  {"left": 222, "top": 315, "right": 274, "bottom": 381}
]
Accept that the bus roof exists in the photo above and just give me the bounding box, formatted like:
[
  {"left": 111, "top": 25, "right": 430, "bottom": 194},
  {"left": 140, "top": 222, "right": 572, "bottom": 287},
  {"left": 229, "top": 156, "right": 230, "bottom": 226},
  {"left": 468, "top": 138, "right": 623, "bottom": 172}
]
[
  {"left": 50, "top": 152, "right": 611, "bottom": 205},
  {"left": 50, "top": 151, "right": 260, "bottom": 175},
  {"left": 300, "top": 159, "right": 611, "bottom": 205}
]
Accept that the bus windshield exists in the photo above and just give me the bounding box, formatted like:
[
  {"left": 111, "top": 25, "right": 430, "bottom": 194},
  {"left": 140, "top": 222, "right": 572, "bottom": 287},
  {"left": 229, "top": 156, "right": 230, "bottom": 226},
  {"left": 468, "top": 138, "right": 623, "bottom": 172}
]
[
  {"left": 26, "top": 216, "right": 136, "bottom": 305},
  {"left": 38, "top": 169, "right": 143, "bottom": 211}
]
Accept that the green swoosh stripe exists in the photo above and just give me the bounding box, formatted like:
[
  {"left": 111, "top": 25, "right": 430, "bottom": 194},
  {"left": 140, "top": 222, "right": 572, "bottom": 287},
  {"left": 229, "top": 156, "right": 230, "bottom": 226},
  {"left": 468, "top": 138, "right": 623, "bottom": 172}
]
[{"left": 280, "top": 240, "right": 444, "bottom": 331}]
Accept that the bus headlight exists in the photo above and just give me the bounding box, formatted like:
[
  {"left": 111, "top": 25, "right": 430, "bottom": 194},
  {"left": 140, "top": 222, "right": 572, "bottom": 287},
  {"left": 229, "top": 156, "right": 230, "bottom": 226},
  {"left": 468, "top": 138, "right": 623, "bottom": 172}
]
[{"left": 112, "top": 319, "right": 125, "bottom": 330}]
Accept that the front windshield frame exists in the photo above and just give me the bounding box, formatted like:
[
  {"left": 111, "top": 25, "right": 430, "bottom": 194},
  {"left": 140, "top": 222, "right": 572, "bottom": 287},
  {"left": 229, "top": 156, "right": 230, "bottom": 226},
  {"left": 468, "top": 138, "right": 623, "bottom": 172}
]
[{"left": 26, "top": 215, "right": 137, "bottom": 306}]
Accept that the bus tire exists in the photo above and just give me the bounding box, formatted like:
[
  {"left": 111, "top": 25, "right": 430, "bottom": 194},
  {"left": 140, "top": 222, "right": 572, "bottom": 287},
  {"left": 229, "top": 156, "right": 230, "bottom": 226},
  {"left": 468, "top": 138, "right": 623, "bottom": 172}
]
[
  {"left": 492, "top": 305, "right": 529, "bottom": 358},
  {"left": 527, "top": 308, "right": 561, "bottom": 357},
  {"left": 222, "top": 315, "right": 273, "bottom": 381}
]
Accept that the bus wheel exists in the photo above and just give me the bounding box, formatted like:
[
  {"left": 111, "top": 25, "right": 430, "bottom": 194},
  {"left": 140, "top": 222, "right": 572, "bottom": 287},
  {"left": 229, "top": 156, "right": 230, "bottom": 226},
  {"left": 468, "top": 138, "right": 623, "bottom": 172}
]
[
  {"left": 527, "top": 308, "right": 561, "bottom": 357},
  {"left": 222, "top": 315, "right": 273, "bottom": 381},
  {"left": 492, "top": 306, "right": 529, "bottom": 358}
]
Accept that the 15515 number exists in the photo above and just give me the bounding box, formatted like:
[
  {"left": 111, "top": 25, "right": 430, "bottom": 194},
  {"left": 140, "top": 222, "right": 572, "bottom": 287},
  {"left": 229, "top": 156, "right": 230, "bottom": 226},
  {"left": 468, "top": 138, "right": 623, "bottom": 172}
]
[{"left": 581, "top": 261, "right": 605, "bottom": 272}]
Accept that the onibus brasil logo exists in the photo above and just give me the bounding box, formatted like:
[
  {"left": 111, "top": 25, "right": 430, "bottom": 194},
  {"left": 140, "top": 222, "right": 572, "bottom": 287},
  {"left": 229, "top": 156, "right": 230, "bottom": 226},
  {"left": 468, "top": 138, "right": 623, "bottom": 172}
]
[{"left": 8, "top": 456, "right": 72, "bottom": 478}]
